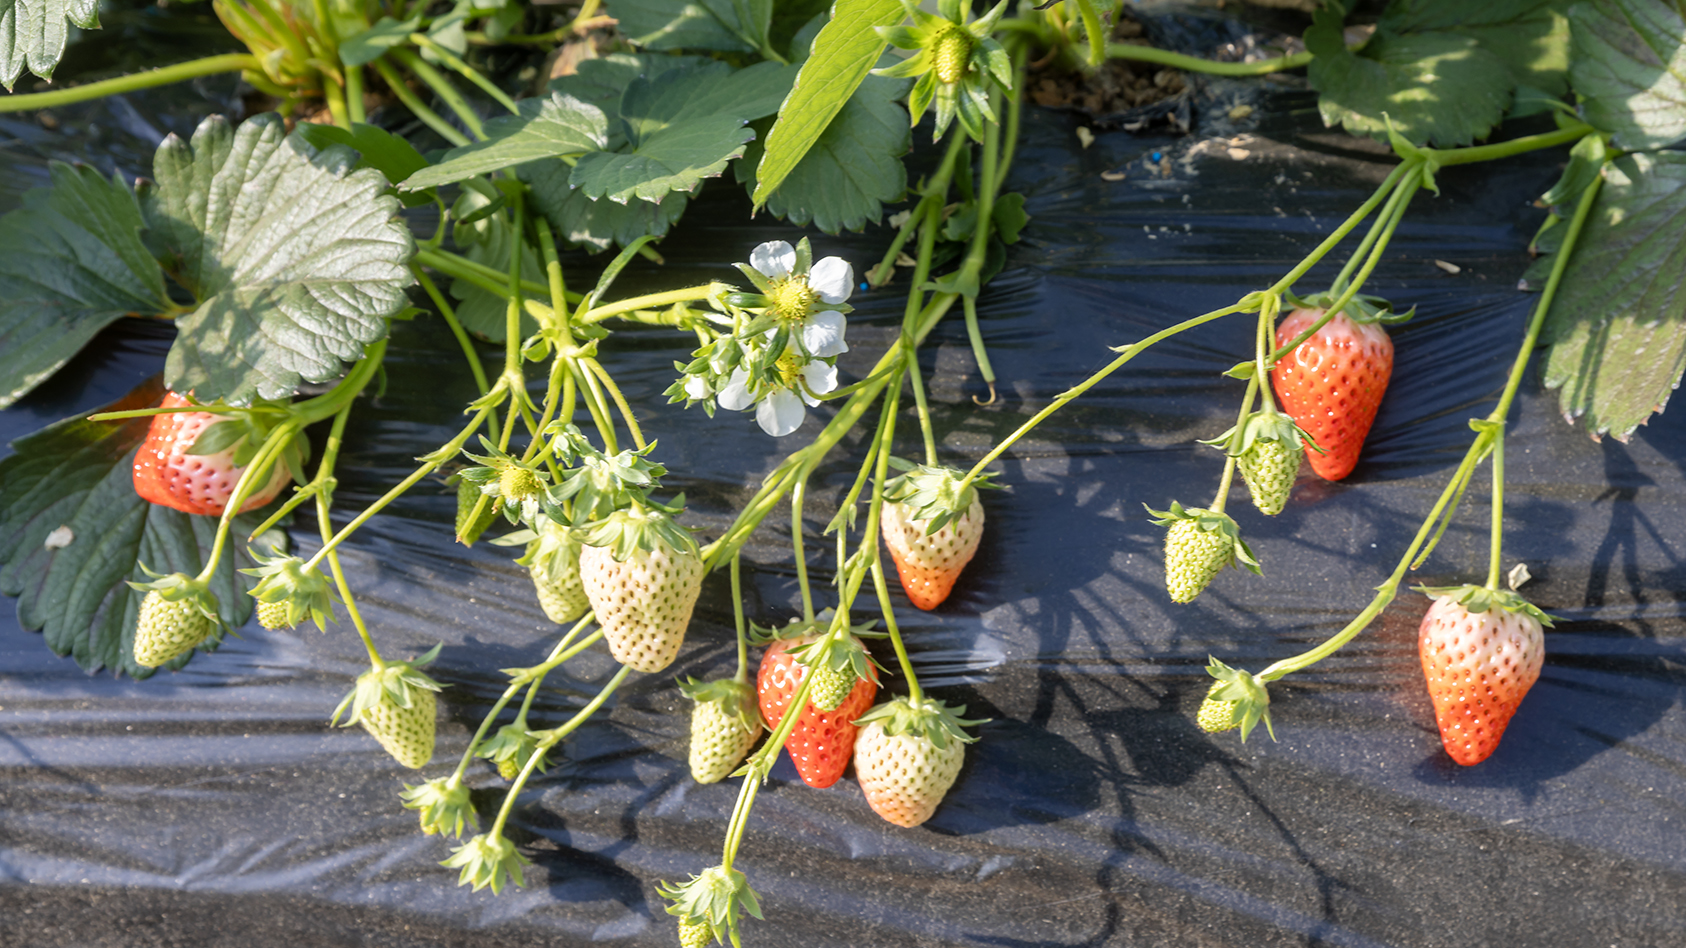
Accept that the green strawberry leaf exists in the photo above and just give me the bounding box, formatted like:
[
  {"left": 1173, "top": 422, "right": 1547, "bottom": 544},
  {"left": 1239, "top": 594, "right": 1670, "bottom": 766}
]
[
  {"left": 751, "top": 0, "right": 906, "bottom": 209},
  {"left": 522, "top": 158, "right": 692, "bottom": 252},
  {"left": 0, "top": 0, "right": 99, "bottom": 90},
  {"left": 1542, "top": 150, "right": 1686, "bottom": 441},
  {"left": 140, "top": 113, "right": 415, "bottom": 406},
  {"left": 1308, "top": 28, "right": 1516, "bottom": 146},
  {"left": 548, "top": 53, "right": 715, "bottom": 147},
  {"left": 1568, "top": 0, "right": 1686, "bottom": 150},
  {"left": 0, "top": 386, "right": 277, "bottom": 678},
  {"left": 569, "top": 63, "right": 792, "bottom": 204},
  {"left": 0, "top": 163, "right": 172, "bottom": 409},
  {"left": 734, "top": 71, "right": 910, "bottom": 233},
  {"left": 292, "top": 122, "right": 431, "bottom": 188},
  {"left": 338, "top": 15, "right": 422, "bottom": 67},
  {"left": 605, "top": 0, "right": 760, "bottom": 52},
  {"left": 402, "top": 93, "right": 609, "bottom": 190},
  {"left": 1378, "top": 0, "right": 1572, "bottom": 95}
]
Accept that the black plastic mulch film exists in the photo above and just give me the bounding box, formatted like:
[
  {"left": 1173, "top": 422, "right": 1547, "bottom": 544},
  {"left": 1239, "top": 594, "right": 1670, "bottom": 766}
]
[{"left": 3, "top": 6, "right": 1685, "bottom": 948}]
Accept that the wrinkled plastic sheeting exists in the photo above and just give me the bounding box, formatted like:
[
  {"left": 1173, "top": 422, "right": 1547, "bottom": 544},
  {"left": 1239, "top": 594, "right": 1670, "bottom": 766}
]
[{"left": 5, "top": 17, "right": 1686, "bottom": 948}]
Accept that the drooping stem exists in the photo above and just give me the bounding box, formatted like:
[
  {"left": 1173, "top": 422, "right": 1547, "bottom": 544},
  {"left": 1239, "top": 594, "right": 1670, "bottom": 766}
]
[
  {"left": 371, "top": 58, "right": 470, "bottom": 146},
  {"left": 409, "top": 33, "right": 520, "bottom": 114},
  {"left": 1105, "top": 43, "right": 1313, "bottom": 76},
  {"left": 0, "top": 54, "right": 263, "bottom": 112},
  {"left": 492, "top": 665, "right": 632, "bottom": 838},
  {"left": 390, "top": 47, "right": 486, "bottom": 140}
]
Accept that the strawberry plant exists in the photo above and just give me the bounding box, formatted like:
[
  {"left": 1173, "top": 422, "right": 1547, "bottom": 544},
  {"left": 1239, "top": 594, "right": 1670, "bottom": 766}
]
[{"left": 2, "top": 0, "right": 1686, "bottom": 944}]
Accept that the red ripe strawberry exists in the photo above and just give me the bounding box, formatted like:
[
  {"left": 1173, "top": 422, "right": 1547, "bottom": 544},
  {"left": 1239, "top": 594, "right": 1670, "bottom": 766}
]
[
  {"left": 1271, "top": 306, "right": 1393, "bottom": 481},
  {"left": 133, "top": 393, "right": 291, "bottom": 516},
  {"left": 1417, "top": 586, "right": 1549, "bottom": 766},
  {"left": 757, "top": 633, "right": 877, "bottom": 788}
]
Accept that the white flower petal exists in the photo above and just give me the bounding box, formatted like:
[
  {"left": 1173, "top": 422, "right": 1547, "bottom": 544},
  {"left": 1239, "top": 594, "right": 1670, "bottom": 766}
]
[
  {"left": 801, "top": 310, "right": 849, "bottom": 357},
  {"left": 750, "top": 241, "right": 796, "bottom": 279},
  {"left": 800, "top": 361, "right": 838, "bottom": 406},
  {"left": 809, "top": 257, "right": 854, "bottom": 304},
  {"left": 716, "top": 368, "right": 756, "bottom": 412},
  {"left": 684, "top": 375, "right": 711, "bottom": 399},
  {"left": 758, "top": 389, "right": 806, "bottom": 436}
]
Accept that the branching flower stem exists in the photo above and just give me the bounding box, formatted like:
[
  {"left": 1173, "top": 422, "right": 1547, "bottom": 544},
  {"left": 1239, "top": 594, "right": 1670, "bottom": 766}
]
[{"left": 0, "top": 54, "right": 262, "bottom": 112}]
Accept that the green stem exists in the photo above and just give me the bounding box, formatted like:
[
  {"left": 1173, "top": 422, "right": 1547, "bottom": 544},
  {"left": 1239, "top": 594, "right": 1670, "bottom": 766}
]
[
  {"left": 409, "top": 33, "right": 520, "bottom": 114},
  {"left": 0, "top": 54, "right": 261, "bottom": 112},
  {"left": 413, "top": 247, "right": 560, "bottom": 302},
  {"left": 372, "top": 58, "right": 471, "bottom": 146},
  {"left": 792, "top": 471, "right": 815, "bottom": 623},
  {"left": 579, "top": 285, "right": 720, "bottom": 325},
  {"left": 412, "top": 264, "right": 492, "bottom": 397},
  {"left": 731, "top": 554, "right": 750, "bottom": 684},
  {"left": 492, "top": 664, "right": 632, "bottom": 838},
  {"left": 1105, "top": 43, "right": 1313, "bottom": 76},
  {"left": 1487, "top": 435, "right": 1505, "bottom": 590},
  {"left": 904, "top": 340, "right": 939, "bottom": 467},
  {"left": 390, "top": 46, "right": 485, "bottom": 140},
  {"left": 584, "top": 358, "right": 647, "bottom": 450},
  {"left": 1074, "top": 0, "right": 1106, "bottom": 67},
  {"left": 1429, "top": 123, "right": 1596, "bottom": 167},
  {"left": 346, "top": 63, "right": 366, "bottom": 125}
]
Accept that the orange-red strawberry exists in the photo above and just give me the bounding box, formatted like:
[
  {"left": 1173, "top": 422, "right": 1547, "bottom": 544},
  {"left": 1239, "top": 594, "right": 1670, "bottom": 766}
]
[
  {"left": 1417, "top": 586, "right": 1550, "bottom": 766},
  {"left": 853, "top": 697, "right": 984, "bottom": 827},
  {"left": 757, "top": 632, "right": 877, "bottom": 788},
  {"left": 1271, "top": 306, "right": 1393, "bottom": 481},
  {"left": 133, "top": 392, "right": 292, "bottom": 515},
  {"left": 879, "top": 462, "right": 997, "bottom": 611}
]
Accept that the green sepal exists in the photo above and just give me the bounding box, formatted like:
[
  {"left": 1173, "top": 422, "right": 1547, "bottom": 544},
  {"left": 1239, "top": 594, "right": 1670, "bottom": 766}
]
[
  {"left": 882, "top": 461, "right": 1001, "bottom": 534},
  {"left": 1143, "top": 501, "right": 1262, "bottom": 576},
  {"left": 441, "top": 831, "right": 530, "bottom": 894},
  {"left": 575, "top": 505, "right": 699, "bottom": 561},
  {"left": 1412, "top": 584, "right": 1556, "bottom": 628},
  {"left": 1201, "top": 411, "right": 1322, "bottom": 459},
  {"left": 657, "top": 865, "right": 765, "bottom": 948},
  {"left": 1203, "top": 657, "right": 1275, "bottom": 743},
  {"left": 331, "top": 645, "right": 445, "bottom": 727},
  {"left": 544, "top": 425, "right": 669, "bottom": 524},
  {"left": 241, "top": 550, "right": 337, "bottom": 631},
  {"left": 128, "top": 567, "right": 224, "bottom": 635},
  {"left": 1385, "top": 113, "right": 1441, "bottom": 194},
  {"left": 784, "top": 631, "right": 887, "bottom": 689},
  {"left": 400, "top": 775, "right": 476, "bottom": 838},
  {"left": 475, "top": 722, "right": 548, "bottom": 778},
  {"left": 851, "top": 695, "right": 986, "bottom": 751},
  {"left": 679, "top": 677, "right": 761, "bottom": 734},
  {"left": 1285, "top": 288, "right": 1413, "bottom": 327},
  {"left": 460, "top": 436, "right": 554, "bottom": 527}
]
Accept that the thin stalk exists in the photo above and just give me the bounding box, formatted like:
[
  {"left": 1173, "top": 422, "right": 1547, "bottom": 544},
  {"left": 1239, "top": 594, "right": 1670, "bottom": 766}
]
[
  {"left": 573, "top": 361, "right": 619, "bottom": 455},
  {"left": 1487, "top": 435, "right": 1505, "bottom": 590},
  {"left": 409, "top": 33, "right": 520, "bottom": 114},
  {"left": 346, "top": 63, "right": 366, "bottom": 124},
  {"left": 731, "top": 555, "right": 750, "bottom": 684},
  {"left": 372, "top": 58, "right": 470, "bottom": 146},
  {"left": 1329, "top": 163, "right": 1419, "bottom": 296},
  {"left": 579, "top": 285, "right": 720, "bottom": 325},
  {"left": 0, "top": 54, "right": 261, "bottom": 112},
  {"left": 390, "top": 47, "right": 485, "bottom": 140},
  {"left": 791, "top": 472, "right": 816, "bottom": 622},
  {"left": 1105, "top": 43, "right": 1313, "bottom": 76},
  {"left": 412, "top": 264, "right": 492, "bottom": 397},
  {"left": 904, "top": 342, "right": 939, "bottom": 467},
  {"left": 584, "top": 358, "right": 647, "bottom": 450},
  {"left": 492, "top": 665, "right": 633, "bottom": 837},
  {"left": 414, "top": 248, "right": 558, "bottom": 301},
  {"left": 449, "top": 614, "right": 598, "bottom": 781},
  {"left": 1073, "top": 0, "right": 1105, "bottom": 66}
]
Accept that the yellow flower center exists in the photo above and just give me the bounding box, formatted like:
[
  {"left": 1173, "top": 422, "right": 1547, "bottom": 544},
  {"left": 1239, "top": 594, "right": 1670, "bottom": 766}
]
[
  {"left": 775, "top": 353, "right": 806, "bottom": 388},
  {"left": 768, "top": 277, "right": 819, "bottom": 322},
  {"left": 500, "top": 465, "right": 542, "bottom": 503}
]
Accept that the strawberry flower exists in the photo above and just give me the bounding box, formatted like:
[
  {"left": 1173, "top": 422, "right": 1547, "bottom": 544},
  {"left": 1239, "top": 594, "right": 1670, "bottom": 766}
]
[
  {"left": 716, "top": 351, "right": 839, "bottom": 438},
  {"left": 734, "top": 238, "right": 853, "bottom": 359}
]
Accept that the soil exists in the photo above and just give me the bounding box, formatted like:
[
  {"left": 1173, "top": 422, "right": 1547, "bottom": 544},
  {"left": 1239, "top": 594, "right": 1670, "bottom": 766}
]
[{"left": 1025, "top": 16, "right": 1188, "bottom": 120}]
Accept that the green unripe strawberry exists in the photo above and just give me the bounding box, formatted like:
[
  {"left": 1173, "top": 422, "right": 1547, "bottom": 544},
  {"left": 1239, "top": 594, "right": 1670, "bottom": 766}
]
[
  {"left": 1237, "top": 436, "right": 1302, "bottom": 516},
  {"left": 682, "top": 678, "right": 762, "bottom": 784},
  {"left": 1146, "top": 502, "right": 1260, "bottom": 604},
  {"left": 531, "top": 560, "right": 589, "bottom": 624},
  {"left": 1196, "top": 684, "right": 1241, "bottom": 733},
  {"left": 932, "top": 25, "right": 974, "bottom": 84},
  {"left": 806, "top": 662, "right": 856, "bottom": 713},
  {"left": 134, "top": 590, "right": 217, "bottom": 667},
  {"left": 256, "top": 598, "right": 294, "bottom": 630},
  {"left": 361, "top": 689, "right": 437, "bottom": 769},
  {"left": 678, "top": 916, "right": 710, "bottom": 948}
]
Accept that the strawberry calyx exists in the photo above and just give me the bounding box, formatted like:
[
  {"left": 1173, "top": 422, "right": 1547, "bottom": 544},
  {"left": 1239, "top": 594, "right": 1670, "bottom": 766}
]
[
  {"left": 1202, "top": 657, "right": 1275, "bottom": 742},
  {"left": 510, "top": 518, "right": 583, "bottom": 587},
  {"left": 242, "top": 550, "right": 336, "bottom": 631},
  {"left": 546, "top": 423, "right": 671, "bottom": 523},
  {"left": 1201, "top": 410, "right": 1321, "bottom": 459},
  {"left": 1144, "top": 501, "right": 1262, "bottom": 575},
  {"left": 1285, "top": 289, "right": 1415, "bottom": 328},
  {"left": 680, "top": 677, "right": 762, "bottom": 735},
  {"left": 400, "top": 775, "right": 475, "bottom": 838},
  {"left": 1413, "top": 583, "right": 1556, "bottom": 628},
  {"left": 883, "top": 458, "right": 1001, "bottom": 534},
  {"left": 332, "top": 643, "right": 445, "bottom": 728},
  {"left": 658, "top": 864, "right": 765, "bottom": 948},
  {"left": 575, "top": 504, "right": 699, "bottom": 562},
  {"left": 459, "top": 437, "right": 558, "bottom": 527},
  {"left": 441, "top": 830, "right": 530, "bottom": 894},
  {"left": 853, "top": 696, "right": 987, "bottom": 750},
  {"left": 476, "top": 723, "right": 548, "bottom": 780}
]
